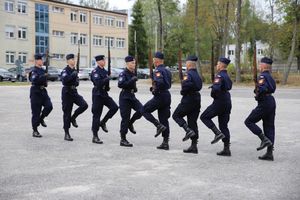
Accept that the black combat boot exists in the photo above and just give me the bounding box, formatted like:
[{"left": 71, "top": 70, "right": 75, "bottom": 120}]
[
  {"left": 128, "top": 123, "right": 136, "bottom": 134},
  {"left": 154, "top": 120, "right": 167, "bottom": 137},
  {"left": 182, "top": 123, "right": 196, "bottom": 142},
  {"left": 120, "top": 133, "right": 133, "bottom": 147},
  {"left": 32, "top": 129, "right": 42, "bottom": 138},
  {"left": 257, "top": 133, "right": 272, "bottom": 151},
  {"left": 210, "top": 126, "right": 225, "bottom": 144},
  {"left": 92, "top": 131, "right": 103, "bottom": 144},
  {"left": 64, "top": 129, "right": 73, "bottom": 141},
  {"left": 157, "top": 137, "right": 169, "bottom": 150},
  {"left": 183, "top": 139, "right": 198, "bottom": 154},
  {"left": 70, "top": 116, "right": 78, "bottom": 128},
  {"left": 259, "top": 146, "right": 274, "bottom": 161},
  {"left": 40, "top": 115, "right": 47, "bottom": 127},
  {"left": 99, "top": 120, "right": 108, "bottom": 133},
  {"left": 217, "top": 142, "right": 231, "bottom": 156}
]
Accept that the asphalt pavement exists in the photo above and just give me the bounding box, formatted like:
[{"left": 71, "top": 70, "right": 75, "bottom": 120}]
[{"left": 0, "top": 80, "right": 299, "bottom": 200}]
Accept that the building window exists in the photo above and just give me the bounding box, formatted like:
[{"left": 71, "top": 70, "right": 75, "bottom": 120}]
[
  {"left": 5, "top": 26, "right": 15, "bottom": 38},
  {"left": 53, "top": 6, "right": 64, "bottom": 13},
  {"left": 18, "top": 52, "right": 27, "bottom": 64},
  {"left": 105, "top": 37, "right": 114, "bottom": 47},
  {"left": 116, "top": 38, "right": 125, "bottom": 48},
  {"left": 80, "top": 34, "right": 87, "bottom": 45},
  {"left": 80, "top": 12, "right": 87, "bottom": 23},
  {"left": 35, "top": 3, "right": 49, "bottom": 54},
  {"left": 71, "top": 33, "right": 78, "bottom": 45},
  {"left": 18, "top": 27, "right": 27, "bottom": 39},
  {"left": 258, "top": 49, "right": 263, "bottom": 55},
  {"left": 52, "top": 30, "right": 64, "bottom": 37},
  {"left": 17, "top": 1, "right": 27, "bottom": 14},
  {"left": 116, "top": 20, "right": 125, "bottom": 28},
  {"left": 52, "top": 54, "right": 64, "bottom": 60},
  {"left": 5, "top": 1, "right": 14, "bottom": 12},
  {"left": 35, "top": 36, "right": 49, "bottom": 54},
  {"left": 228, "top": 50, "right": 234, "bottom": 56},
  {"left": 105, "top": 17, "right": 114, "bottom": 27},
  {"left": 93, "top": 35, "right": 103, "bottom": 46},
  {"left": 6, "top": 51, "right": 15, "bottom": 64},
  {"left": 93, "top": 15, "right": 102, "bottom": 25},
  {"left": 71, "top": 11, "right": 77, "bottom": 22}
]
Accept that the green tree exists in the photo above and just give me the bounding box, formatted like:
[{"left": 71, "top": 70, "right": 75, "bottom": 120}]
[
  {"left": 129, "top": 0, "right": 148, "bottom": 67},
  {"left": 79, "top": 0, "right": 108, "bottom": 9},
  {"left": 277, "top": 0, "right": 300, "bottom": 84}
]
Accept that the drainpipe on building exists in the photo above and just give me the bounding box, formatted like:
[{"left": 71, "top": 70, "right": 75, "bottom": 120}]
[{"left": 89, "top": 10, "right": 92, "bottom": 68}]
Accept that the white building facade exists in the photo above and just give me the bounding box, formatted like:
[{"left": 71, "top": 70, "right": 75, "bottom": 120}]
[{"left": 0, "top": 0, "right": 128, "bottom": 69}]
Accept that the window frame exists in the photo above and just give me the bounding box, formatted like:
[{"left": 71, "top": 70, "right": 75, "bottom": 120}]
[
  {"left": 6, "top": 51, "right": 16, "bottom": 64},
  {"left": 5, "top": 25, "right": 15, "bottom": 39},
  {"left": 18, "top": 27, "right": 27, "bottom": 39},
  {"left": 17, "top": 1, "right": 27, "bottom": 14},
  {"left": 80, "top": 12, "right": 87, "bottom": 23},
  {"left": 18, "top": 52, "right": 27, "bottom": 64},
  {"left": 5, "top": 1, "right": 14, "bottom": 12}
]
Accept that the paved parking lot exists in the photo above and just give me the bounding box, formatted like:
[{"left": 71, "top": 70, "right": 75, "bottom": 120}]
[{"left": 0, "top": 80, "right": 300, "bottom": 200}]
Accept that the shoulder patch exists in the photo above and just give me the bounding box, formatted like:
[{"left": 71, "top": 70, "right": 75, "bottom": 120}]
[
  {"left": 258, "top": 79, "right": 265, "bottom": 85},
  {"left": 94, "top": 73, "right": 99, "bottom": 78},
  {"left": 214, "top": 78, "right": 221, "bottom": 83},
  {"left": 62, "top": 72, "right": 67, "bottom": 77},
  {"left": 217, "top": 75, "right": 222, "bottom": 78},
  {"left": 155, "top": 72, "right": 161, "bottom": 77},
  {"left": 260, "top": 75, "right": 264, "bottom": 78}
]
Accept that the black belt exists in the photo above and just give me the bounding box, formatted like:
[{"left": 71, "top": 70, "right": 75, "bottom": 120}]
[
  {"left": 94, "top": 86, "right": 106, "bottom": 90},
  {"left": 32, "top": 85, "right": 45, "bottom": 90},
  {"left": 64, "top": 85, "right": 77, "bottom": 90},
  {"left": 122, "top": 89, "right": 135, "bottom": 94},
  {"left": 186, "top": 91, "right": 199, "bottom": 96}
]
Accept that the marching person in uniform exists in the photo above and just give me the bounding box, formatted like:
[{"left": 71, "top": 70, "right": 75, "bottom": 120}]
[
  {"left": 143, "top": 52, "right": 172, "bottom": 150},
  {"left": 244, "top": 57, "right": 276, "bottom": 161},
  {"left": 91, "top": 55, "right": 118, "bottom": 144},
  {"left": 60, "top": 54, "right": 88, "bottom": 141},
  {"left": 172, "top": 55, "right": 202, "bottom": 154},
  {"left": 117, "top": 55, "right": 144, "bottom": 147},
  {"left": 200, "top": 57, "right": 232, "bottom": 156},
  {"left": 29, "top": 54, "right": 53, "bottom": 138}
]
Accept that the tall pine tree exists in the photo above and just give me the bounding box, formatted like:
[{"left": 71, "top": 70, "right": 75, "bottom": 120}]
[{"left": 129, "top": 0, "right": 148, "bottom": 67}]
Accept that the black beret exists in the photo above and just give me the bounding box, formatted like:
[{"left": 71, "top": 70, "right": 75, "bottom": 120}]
[
  {"left": 95, "top": 55, "right": 105, "bottom": 61},
  {"left": 66, "top": 54, "right": 75, "bottom": 60},
  {"left": 219, "top": 57, "right": 231, "bottom": 65},
  {"left": 186, "top": 55, "right": 198, "bottom": 62},
  {"left": 154, "top": 52, "right": 164, "bottom": 59},
  {"left": 261, "top": 57, "right": 273, "bottom": 65},
  {"left": 34, "top": 54, "right": 43, "bottom": 60},
  {"left": 125, "top": 55, "right": 134, "bottom": 62}
]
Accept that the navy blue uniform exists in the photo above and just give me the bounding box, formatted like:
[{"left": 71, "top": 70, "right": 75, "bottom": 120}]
[
  {"left": 143, "top": 64, "right": 172, "bottom": 139},
  {"left": 245, "top": 71, "right": 276, "bottom": 144},
  {"left": 173, "top": 69, "right": 202, "bottom": 140},
  {"left": 91, "top": 66, "right": 118, "bottom": 133},
  {"left": 118, "top": 68, "right": 143, "bottom": 135},
  {"left": 61, "top": 66, "right": 88, "bottom": 130},
  {"left": 30, "top": 66, "right": 53, "bottom": 131},
  {"left": 200, "top": 70, "right": 232, "bottom": 143}
]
